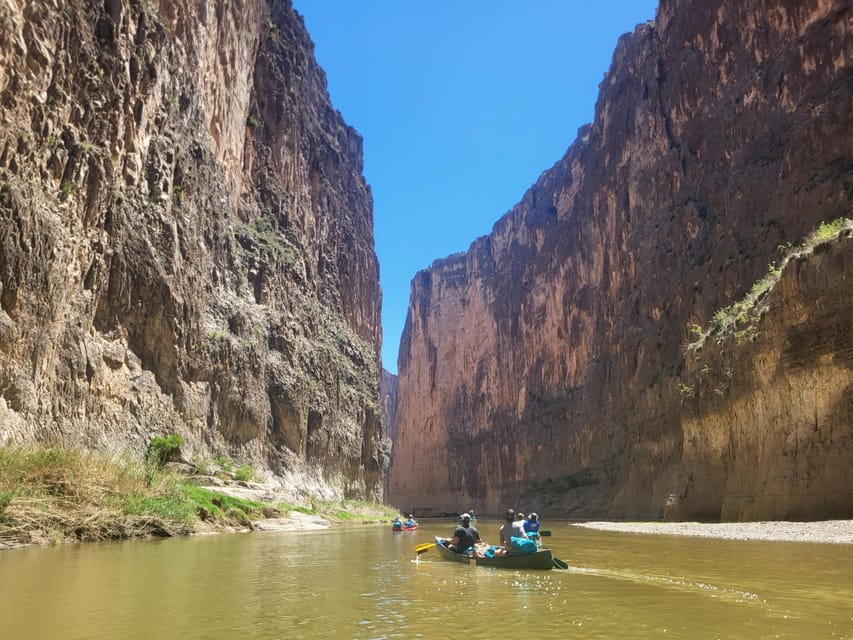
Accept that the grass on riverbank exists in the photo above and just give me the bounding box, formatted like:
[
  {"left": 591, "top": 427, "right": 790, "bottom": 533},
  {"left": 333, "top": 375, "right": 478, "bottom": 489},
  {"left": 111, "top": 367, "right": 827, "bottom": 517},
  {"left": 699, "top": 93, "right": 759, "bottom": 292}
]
[{"left": 0, "top": 446, "right": 393, "bottom": 548}]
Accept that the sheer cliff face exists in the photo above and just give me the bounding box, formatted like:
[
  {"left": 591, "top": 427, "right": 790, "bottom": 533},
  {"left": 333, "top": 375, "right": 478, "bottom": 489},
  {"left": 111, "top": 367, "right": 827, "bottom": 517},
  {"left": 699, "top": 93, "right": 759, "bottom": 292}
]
[
  {"left": 389, "top": 0, "right": 852, "bottom": 519},
  {"left": 379, "top": 369, "right": 398, "bottom": 496},
  {"left": 0, "top": 1, "right": 383, "bottom": 499}
]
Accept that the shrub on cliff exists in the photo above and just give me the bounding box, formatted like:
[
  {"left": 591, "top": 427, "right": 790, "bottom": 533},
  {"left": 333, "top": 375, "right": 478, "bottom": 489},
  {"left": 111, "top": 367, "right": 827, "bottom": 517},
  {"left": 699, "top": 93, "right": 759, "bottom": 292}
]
[
  {"left": 692, "top": 217, "right": 852, "bottom": 348},
  {"left": 145, "top": 434, "right": 185, "bottom": 467}
]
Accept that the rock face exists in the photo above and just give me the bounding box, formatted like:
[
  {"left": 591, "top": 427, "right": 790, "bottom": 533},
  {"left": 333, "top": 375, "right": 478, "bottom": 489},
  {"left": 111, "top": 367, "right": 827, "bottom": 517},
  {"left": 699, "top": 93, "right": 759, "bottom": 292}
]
[
  {"left": 380, "top": 369, "right": 398, "bottom": 442},
  {"left": 0, "top": 1, "right": 383, "bottom": 499},
  {"left": 670, "top": 235, "right": 852, "bottom": 521},
  {"left": 389, "top": 0, "right": 853, "bottom": 520},
  {"left": 379, "top": 368, "right": 397, "bottom": 496}
]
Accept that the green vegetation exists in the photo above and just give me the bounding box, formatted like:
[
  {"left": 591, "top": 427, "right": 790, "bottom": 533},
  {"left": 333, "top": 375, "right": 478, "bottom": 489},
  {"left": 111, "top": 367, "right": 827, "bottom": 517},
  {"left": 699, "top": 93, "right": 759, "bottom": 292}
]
[
  {"left": 234, "top": 215, "right": 300, "bottom": 264},
  {"left": 311, "top": 498, "right": 398, "bottom": 522},
  {"left": 179, "top": 485, "right": 271, "bottom": 527},
  {"left": 0, "top": 489, "right": 13, "bottom": 515},
  {"left": 0, "top": 444, "right": 393, "bottom": 548},
  {"left": 679, "top": 217, "right": 851, "bottom": 399},
  {"left": 76, "top": 141, "right": 101, "bottom": 155},
  {"left": 146, "top": 434, "right": 185, "bottom": 467},
  {"left": 808, "top": 217, "right": 848, "bottom": 246},
  {"left": 694, "top": 217, "right": 852, "bottom": 348},
  {"left": 234, "top": 464, "right": 254, "bottom": 482},
  {"left": 60, "top": 180, "right": 73, "bottom": 197},
  {"left": 247, "top": 115, "right": 261, "bottom": 129},
  {"left": 147, "top": 183, "right": 162, "bottom": 202},
  {"left": 0, "top": 446, "right": 194, "bottom": 545}
]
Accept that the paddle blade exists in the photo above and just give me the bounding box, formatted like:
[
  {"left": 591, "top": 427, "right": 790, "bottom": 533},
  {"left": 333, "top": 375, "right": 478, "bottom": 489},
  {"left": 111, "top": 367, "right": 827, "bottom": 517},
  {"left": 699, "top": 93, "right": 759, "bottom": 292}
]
[
  {"left": 552, "top": 556, "right": 569, "bottom": 570},
  {"left": 415, "top": 543, "right": 436, "bottom": 554},
  {"left": 539, "top": 530, "right": 551, "bottom": 536}
]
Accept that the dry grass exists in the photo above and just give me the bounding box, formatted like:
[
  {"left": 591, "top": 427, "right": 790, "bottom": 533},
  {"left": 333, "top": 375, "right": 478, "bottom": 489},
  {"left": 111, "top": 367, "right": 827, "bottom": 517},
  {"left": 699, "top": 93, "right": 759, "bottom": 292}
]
[
  {"left": 0, "top": 447, "right": 194, "bottom": 547},
  {"left": 0, "top": 445, "right": 398, "bottom": 548}
]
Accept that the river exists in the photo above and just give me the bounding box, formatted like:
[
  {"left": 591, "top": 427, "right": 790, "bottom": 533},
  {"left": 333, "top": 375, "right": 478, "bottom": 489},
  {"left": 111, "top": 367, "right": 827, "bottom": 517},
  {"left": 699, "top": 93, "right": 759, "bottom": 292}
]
[{"left": 1, "top": 518, "right": 851, "bottom": 639}]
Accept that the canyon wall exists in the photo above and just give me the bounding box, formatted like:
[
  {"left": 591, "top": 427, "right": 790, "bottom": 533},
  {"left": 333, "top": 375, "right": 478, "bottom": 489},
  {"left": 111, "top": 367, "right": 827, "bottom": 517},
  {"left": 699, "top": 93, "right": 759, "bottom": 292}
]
[
  {"left": 389, "top": 0, "right": 853, "bottom": 520},
  {"left": 0, "top": 0, "right": 383, "bottom": 500},
  {"left": 379, "top": 368, "right": 397, "bottom": 497}
]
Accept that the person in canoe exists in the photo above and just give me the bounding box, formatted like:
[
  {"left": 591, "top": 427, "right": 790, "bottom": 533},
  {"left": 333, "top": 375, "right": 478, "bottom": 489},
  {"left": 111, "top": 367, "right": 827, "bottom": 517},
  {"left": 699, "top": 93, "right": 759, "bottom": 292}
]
[
  {"left": 499, "top": 509, "right": 529, "bottom": 545},
  {"left": 524, "top": 512, "right": 541, "bottom": 534},
  {"left": 524, "top": 512, "right": 542, "bottom": 545},
  {"left": 404, "top": 514, "right": 418, "bottom": 528},
  {"left": 447, "top": 513, "right": 481, "bottom": 554},
  {"left": 499, "top": 509, "right": 515, "bottom": 546}
]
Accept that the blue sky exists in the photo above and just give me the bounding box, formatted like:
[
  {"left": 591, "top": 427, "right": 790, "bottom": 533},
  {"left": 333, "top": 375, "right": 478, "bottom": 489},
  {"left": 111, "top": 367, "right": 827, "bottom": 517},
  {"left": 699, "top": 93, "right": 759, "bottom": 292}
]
[{"left": 292, "top": 1, "right": 659, "bottom": 373}]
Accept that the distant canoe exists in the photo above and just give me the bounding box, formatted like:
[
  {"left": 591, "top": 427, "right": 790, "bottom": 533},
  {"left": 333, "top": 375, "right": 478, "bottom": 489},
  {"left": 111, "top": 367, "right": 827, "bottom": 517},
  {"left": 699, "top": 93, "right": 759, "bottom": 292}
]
[
  {"left": 392, "top": 524, "right": 418, "bottom": 532},
  {"left": 432, "top": 537, "right": 553, "bottom": 570}
]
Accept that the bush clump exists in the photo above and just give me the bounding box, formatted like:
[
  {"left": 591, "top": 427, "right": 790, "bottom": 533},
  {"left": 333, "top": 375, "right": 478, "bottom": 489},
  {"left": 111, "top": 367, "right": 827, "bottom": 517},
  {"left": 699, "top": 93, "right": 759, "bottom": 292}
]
[{"left": 146, "top": 434, "right": 185, "bottom": 467}]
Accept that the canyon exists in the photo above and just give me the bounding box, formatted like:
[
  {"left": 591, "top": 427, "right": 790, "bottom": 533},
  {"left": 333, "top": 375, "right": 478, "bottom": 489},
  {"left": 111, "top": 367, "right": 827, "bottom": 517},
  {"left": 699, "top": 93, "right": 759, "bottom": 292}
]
[
  {"left": 388, "top": 0, "right": 853, "bottom": 520},
  {"left": 1, "top": 0, "right": 850, "bottom": 523},
  {"left": 0, "top": 0, "right": 382, "bottom": 500}
]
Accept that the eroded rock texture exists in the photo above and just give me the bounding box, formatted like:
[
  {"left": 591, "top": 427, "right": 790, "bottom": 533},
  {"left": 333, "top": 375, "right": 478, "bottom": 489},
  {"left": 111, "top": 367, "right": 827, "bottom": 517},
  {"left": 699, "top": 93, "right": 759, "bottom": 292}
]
[
  {"left": 0, "top": 0, "right": 382, "bottom": 499},
  {"left": 379, "top": 368, "right": 397, "bottom": 496},
  {"left": 389, "top": 0, "right": 852, "bottom": 520}
]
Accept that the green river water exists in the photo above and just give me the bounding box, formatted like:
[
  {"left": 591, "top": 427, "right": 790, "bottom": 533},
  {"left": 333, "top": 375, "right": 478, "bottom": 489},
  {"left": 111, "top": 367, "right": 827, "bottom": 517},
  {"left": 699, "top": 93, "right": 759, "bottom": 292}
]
[{"left": 1, "top": 519, "right": 851, "bottom": 639}]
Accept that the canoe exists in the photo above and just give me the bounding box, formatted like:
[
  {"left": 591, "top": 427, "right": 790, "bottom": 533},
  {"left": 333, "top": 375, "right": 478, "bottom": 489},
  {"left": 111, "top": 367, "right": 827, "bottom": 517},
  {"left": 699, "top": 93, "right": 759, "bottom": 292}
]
[
  {"left": 432, "top": 536, "right": 553, "bottom": 570},
  {"left": 392, "top": 524, "right": 418, "bottom": 532}
]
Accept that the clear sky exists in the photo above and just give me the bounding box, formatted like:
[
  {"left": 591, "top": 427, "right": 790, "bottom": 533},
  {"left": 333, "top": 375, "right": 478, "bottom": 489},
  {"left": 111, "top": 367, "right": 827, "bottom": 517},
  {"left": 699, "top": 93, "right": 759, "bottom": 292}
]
[{"left": 292, "top": 1, "right": 659, "bottom": 374}]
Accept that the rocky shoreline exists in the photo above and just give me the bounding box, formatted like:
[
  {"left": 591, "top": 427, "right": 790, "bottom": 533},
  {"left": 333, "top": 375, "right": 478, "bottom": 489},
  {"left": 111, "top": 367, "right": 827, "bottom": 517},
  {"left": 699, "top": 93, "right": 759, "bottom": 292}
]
[{"left": 571, "top": 520, "right": 853, "bottom": 544}]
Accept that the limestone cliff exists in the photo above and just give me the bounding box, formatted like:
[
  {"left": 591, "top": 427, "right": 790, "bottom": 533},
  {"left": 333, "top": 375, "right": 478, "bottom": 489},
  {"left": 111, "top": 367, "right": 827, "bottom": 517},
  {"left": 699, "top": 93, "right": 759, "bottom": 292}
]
[
  {"left": 389, "top": 0, "right": 852, "bottom": 520},
  {"left": 380, "top": 368, "right": 398, "bottom": 443},
  {"left": 0, "top": 0, "right": 383, "bottom": 500},
  {"left": 379, "top": 368, "right": 397, "bottom": 496}
]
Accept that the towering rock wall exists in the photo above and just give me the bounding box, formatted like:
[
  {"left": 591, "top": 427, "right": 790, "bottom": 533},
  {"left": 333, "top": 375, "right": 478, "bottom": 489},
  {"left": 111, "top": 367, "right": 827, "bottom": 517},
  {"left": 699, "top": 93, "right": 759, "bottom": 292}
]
[
  {"left": 0, "top": 0, "right": 383, "bottom": 499},
  {"left": 380, "top": 369, "right": 398, "bottom": 442},
  {"left": 379, "top": 368, "right": 398, "bottom": 496},
  {"left": 389, "top": 0, "right": 852, "bottom": 519}
]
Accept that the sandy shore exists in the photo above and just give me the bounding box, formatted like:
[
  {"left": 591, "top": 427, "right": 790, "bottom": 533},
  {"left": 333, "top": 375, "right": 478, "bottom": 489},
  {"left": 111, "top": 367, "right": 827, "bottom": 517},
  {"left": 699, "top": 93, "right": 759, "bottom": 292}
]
[{"left": 571, "top": 520, "right": 853, "bottom": 544}]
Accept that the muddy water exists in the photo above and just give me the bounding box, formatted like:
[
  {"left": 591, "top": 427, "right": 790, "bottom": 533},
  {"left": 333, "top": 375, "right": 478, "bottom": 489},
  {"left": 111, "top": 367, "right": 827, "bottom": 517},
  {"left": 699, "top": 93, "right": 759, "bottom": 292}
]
[{"left": 1, "top": 519, "right": 850, "bottom": 639}]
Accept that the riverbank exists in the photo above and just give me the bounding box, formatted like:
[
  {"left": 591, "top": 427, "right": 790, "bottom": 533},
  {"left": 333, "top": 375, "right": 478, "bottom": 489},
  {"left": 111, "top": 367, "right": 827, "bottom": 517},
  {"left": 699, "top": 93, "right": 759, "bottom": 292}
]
[
  {"left": 0, "top": 445, "right": 395, "bottom": 550},
  {"left": 571, "top": 520, "right": 853, "bottom": 544}
]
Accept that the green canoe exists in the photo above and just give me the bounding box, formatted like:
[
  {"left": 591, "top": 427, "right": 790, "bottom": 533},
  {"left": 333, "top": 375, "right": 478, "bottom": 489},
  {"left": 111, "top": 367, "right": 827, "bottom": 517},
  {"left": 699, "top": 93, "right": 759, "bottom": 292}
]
[{"left": 432, "top": 537, "right": 554, "bottom": 570}]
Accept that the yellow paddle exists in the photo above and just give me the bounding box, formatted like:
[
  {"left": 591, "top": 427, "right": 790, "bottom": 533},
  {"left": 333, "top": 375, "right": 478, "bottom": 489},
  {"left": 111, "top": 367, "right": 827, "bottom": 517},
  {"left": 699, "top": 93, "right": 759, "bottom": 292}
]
[{"left": 415, "top": 542, "right": 437, "bottom": 554}]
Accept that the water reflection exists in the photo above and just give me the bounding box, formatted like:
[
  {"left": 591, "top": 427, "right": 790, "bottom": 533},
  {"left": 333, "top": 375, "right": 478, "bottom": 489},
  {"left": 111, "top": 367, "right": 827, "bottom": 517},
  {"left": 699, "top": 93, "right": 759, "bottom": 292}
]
[{"left": 1, "top": 520, "right": 851, "bottom": 639}]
